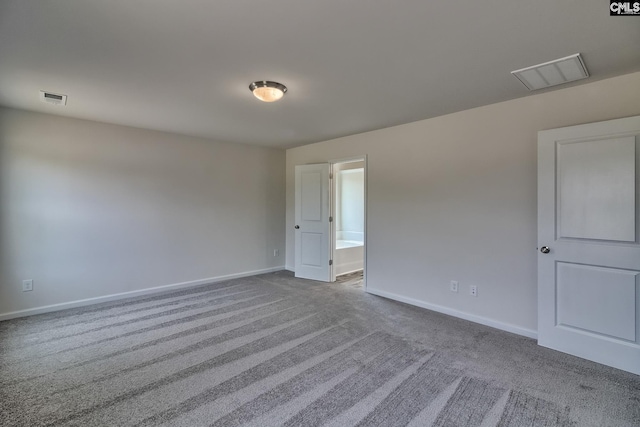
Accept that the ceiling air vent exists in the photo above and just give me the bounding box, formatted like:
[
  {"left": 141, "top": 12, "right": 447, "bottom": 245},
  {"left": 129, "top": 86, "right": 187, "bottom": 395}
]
[
  {"left": 40, "top": 91, "right": 67, "bottom": 106},
  {"left": 511, "top": 54, "right": 589, "bottom": 91}
]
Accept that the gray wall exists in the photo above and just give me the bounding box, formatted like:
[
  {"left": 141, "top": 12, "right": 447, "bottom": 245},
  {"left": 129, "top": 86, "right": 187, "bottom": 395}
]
[
  {"left": 0, "top": 108, "right": 285, "bottom": 317},
  {"left": 286, "top": 71, "right": 640, "bottom": 337}
]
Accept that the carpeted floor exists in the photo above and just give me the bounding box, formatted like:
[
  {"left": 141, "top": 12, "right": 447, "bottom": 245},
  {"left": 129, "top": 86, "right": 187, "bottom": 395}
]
[
  {"left": 336, "top": 270, "right": 364, "bottom": 288},
  {"left": 1, "top": 271, "right": 638, "bottom": 426}
]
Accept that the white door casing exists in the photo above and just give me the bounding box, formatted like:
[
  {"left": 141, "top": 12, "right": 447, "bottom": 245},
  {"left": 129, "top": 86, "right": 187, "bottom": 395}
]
[
  {"left": 295, "top": 164, "right": 331, "bottom": 282},
  {"left": 538, "top": 115, "right": 640, "bottom": 375}
]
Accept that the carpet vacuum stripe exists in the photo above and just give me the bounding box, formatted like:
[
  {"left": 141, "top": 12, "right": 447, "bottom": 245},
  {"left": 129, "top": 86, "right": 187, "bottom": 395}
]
[
  {"left": 0, "top": 279, "right": 250, "bottom": 336},
  {"left": 0, "top": 298, "right": 287, "bottom": 386},
  {"left": 355, "top": 353, "right": 461, "bottom": 427},
  {"left": 63, "top": 322, "right": 366, "bottom": 426},
  {"left": 1, "top": 272, "right": 635, "bottom": 426},
  {"left": 3, "top": 283, "right": 250, "bottom": 340},
  {"left": 0, "top": 293, "right": 280, "bottom": 367},
  {"left": 431, "top": 376, "right": 506, "bottom": 426},
  {"left": 2, "top": 304, "right": 307, "bottom": 396},
  {"left": 142, "top": 329, "right": 387, "bottom": 427},
  {"left": 497, "top": 390, "right": 575, "bottom": 427},
  {"left": 207, "top": 332, "right": 400, "bottom": 427},
  {"left": 57, "top": 299, "right": 291, "bottom": 371},
  {"left": 5, "top": 288, "right": 265, "bottom": 349},
  {"left": 34, "top": 315, "right": 342, "bottom": 426},
  {"left": 282, "top": 341, "right": 430, "bottom": 427},
  {"left": 50, "top": 307, "right": 317, "bottom": 394}
]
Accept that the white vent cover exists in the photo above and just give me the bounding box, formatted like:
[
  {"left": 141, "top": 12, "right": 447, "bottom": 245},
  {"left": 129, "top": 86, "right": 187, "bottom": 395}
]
[
  {"left": 40, "top": 91, "right": 67, "bottom": 106},
  {"left": 511, "top": 54, "right": 589, "bottom": 91}
]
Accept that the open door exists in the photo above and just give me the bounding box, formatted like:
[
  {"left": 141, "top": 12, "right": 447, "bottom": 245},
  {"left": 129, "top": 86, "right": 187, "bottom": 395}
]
[
  {"left": 538, "top": 115, "right": 640, "bottom": 375},
  {"left": 295, "top": 164, "right": 331, "bottom": 281}
]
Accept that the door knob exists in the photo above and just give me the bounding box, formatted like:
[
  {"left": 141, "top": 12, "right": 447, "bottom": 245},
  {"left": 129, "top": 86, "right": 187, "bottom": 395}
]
[
  {"left": 540, "top": 246, "right": 550, "bottom": 254},
  {"left": 295, "top": 225, "right": 300, "bottom": 229}
]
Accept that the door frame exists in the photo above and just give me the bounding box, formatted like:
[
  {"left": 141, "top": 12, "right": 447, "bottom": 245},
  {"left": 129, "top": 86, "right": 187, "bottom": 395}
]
[{"left": 329, "top": 155, "right": 367, "bottom": 290}]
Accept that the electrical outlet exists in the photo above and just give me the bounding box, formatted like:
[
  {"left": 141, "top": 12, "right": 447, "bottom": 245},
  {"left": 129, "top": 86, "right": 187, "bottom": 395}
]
[
  {"left": 273, "top": 249, "right": 279, "bottom": 257},
  {"left": 22, "top": 279, "right": 33, "bottom": 292},
  {"left": 470, "top": 285, "right": 478, "bottom": 297},
  {"left": 450, "top": 280, "right": 458, "bottom": 293}
]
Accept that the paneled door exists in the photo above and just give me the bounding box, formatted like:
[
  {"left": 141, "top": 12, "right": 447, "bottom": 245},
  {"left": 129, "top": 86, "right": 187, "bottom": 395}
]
[
  {"left": 295, "top": 164, "right": 331, "bottom": 282},
  {"left": 538, "top": 115, "right": 640, "bottom": 375}
]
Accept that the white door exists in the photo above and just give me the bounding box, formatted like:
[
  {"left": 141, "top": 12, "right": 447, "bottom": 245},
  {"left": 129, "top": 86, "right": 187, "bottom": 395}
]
[
  {"left": 538, "top": 115, "right": 640, "bottom": 375},
  {"left": 295, "top": 164, "right": 331, "bottom": 281}
]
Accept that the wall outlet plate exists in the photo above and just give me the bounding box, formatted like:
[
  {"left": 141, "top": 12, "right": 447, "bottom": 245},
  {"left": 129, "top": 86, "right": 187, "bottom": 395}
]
[
  {"left": 22, "top": 279, "right": 33, "bottom": 292},
  {"left": 450, "top": 280, "right": 458, "bottom": 292},
  {"left": 470, "top": 285, "right": 478, "bottom": 297}
]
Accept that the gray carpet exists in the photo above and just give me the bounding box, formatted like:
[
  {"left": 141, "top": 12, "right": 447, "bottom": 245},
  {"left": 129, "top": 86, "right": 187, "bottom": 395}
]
[
  {"left": 336, "top": 271, "right": 364, "bottom": 288},
  {"left": 1, "top": 271, "right": 638, "bottom": 426}
]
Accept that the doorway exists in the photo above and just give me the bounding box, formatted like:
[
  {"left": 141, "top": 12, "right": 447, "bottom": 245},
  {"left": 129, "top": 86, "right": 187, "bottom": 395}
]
[
  {"left": 293, "top": 157, "right": 366, "bottom": 287},
  {"left": 331, "top": 158, "right": 366, "bottom": 288}
]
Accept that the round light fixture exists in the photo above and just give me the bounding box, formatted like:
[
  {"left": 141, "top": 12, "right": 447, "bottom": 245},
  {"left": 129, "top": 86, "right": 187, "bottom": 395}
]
[{"left": 249, "top": 81, "right": 287, "bottom": 103}]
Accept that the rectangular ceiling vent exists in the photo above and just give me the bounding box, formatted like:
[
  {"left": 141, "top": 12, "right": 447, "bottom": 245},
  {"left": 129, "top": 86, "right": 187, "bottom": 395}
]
[
  {"left": 40, "top": 90, "right": 67, "bottom": 106},
  {"left": 511, "top": 53, "right": 589, "bottom": 91}
]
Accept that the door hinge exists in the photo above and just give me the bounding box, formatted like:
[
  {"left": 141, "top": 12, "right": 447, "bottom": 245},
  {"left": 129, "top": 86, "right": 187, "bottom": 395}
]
[
  {"left": 329, "top": 260, "right": 333, "bottom": 266},
  {"left": 329, "top": 173, "right": 333, "bottom": 179},
  {"left": 329, "top": 216, "right": 333, "bottom": 222}
]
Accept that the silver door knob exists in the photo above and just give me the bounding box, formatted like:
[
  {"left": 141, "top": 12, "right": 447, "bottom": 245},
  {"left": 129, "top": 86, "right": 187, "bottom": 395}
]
[
  {"left": 540, "top": 246, "right": 550, "bottom": 254},
  {"left": 295, "top": 225, "right": 300, "bottom": 229}
]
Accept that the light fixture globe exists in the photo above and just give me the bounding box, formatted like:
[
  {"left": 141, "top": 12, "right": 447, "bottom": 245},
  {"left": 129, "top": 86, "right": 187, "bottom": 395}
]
[{"left": 249, "top": 81, "right": 287, "bottom": 102}]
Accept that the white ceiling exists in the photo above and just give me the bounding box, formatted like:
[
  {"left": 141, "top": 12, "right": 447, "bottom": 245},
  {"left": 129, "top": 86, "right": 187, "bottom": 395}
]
[{"left": 0, "top": 1, "right": 638, "bottom": 148}]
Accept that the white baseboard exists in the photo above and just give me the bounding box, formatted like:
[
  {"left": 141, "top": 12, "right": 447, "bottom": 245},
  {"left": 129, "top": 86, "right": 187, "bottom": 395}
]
[
  {"left": 366, "top": 287, "right": 537, "bottom": 340},
  {"left": 0, "top": 266, "right": 285, "bottom": 321}
]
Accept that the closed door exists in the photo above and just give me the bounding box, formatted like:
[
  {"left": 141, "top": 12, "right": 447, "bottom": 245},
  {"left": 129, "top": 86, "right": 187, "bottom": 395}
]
[
  {"left": 295, "top": 164, "right": 331, "bottom": 282},
  {"left": 538, "top": 115, "right": 640, "bottom": 375}
]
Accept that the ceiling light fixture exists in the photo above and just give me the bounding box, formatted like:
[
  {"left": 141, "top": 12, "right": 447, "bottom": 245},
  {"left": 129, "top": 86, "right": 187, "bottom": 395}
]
[{"left": 249, "top": 81, "right": 287, "bottom": 102}]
